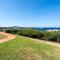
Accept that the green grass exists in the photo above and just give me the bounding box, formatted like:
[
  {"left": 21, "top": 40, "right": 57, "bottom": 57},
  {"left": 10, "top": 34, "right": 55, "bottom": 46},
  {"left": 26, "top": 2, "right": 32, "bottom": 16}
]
[
  {"left": 0, "top": 36, "right": 60, "bottom": 60},
  {"left": 0, "top": 34, "right": 6, "bottom": 39}
]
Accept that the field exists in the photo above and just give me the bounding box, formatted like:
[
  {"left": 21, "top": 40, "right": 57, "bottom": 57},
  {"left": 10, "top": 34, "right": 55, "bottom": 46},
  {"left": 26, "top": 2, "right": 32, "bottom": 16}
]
[{"left": 0, "top": 35, "right": 60, "bottom": 60}]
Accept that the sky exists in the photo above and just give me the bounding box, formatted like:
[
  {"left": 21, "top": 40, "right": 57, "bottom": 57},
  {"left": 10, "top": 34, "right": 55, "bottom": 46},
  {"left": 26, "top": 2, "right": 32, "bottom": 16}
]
[{"left": 0, "top": 0, "right": 60, "bottom": 27}]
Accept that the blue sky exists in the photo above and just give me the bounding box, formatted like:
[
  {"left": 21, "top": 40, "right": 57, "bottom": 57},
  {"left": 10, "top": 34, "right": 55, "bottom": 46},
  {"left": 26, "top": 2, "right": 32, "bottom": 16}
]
[{"left": 0, "top": 0, "right": 60, "bottom": 27}]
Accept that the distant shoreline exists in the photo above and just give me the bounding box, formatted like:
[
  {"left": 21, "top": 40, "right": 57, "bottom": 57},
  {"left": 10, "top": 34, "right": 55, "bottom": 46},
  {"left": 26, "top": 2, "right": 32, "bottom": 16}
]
[{"left": 0, "top": 26, "right": 60, "bottom": 31}]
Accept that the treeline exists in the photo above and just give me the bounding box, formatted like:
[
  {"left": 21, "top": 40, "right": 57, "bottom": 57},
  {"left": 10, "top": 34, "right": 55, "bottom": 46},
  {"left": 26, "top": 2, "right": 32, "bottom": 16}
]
[{"left": 3, "top": 29, "right": 60, "bottom": 43}]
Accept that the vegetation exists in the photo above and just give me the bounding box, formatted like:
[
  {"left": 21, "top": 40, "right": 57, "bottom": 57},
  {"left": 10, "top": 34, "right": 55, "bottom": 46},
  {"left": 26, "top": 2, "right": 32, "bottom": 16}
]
[
  {"left": 0, "top": 36, "right": 60, "bottom": 60},
  {"left": 5, "top": 29, "right": 60, "bottom": 43}
]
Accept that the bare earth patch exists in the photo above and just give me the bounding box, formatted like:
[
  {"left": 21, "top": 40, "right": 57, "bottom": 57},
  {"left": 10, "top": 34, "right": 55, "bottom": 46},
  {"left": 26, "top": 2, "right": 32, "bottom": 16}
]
[{"left": 0, "top": 32, "right": 16, "bottom": 43}]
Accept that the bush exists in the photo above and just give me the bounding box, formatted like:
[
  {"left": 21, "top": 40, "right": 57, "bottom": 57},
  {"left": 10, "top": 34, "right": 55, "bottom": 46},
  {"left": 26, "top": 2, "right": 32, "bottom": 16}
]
[
  {"left": 5, "top": 30, "right": 12, "bottom": 33},
  {"left": 17, "top": 29, "right": 44, "bottom": 39},
  {"left": 5, "top": 28, "right": 60, "bottom": 43},
  {"left": 48, "top": 35, "right": 57, "bottom": 42}
]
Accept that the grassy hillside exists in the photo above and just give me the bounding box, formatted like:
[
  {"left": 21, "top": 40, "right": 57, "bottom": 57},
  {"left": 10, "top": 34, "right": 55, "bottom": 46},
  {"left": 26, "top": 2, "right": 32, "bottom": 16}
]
[{"left": 0, "top": 36, "right": 60, "bottom": 60}]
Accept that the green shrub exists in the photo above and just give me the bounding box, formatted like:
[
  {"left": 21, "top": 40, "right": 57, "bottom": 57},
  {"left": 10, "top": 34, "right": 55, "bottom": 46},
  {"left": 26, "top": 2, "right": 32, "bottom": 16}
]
[
  {"left": 5, "top": 30, "right": 12, "bottom": 33},
  {"left": 5, "top": 28, "right": 60, "bottom": 43}
]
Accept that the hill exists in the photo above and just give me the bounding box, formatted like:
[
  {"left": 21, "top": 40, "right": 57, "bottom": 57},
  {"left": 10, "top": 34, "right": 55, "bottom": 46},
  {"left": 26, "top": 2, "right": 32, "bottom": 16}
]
[{"left": 0, "top": 35, "right": 60, "bottom": 60}]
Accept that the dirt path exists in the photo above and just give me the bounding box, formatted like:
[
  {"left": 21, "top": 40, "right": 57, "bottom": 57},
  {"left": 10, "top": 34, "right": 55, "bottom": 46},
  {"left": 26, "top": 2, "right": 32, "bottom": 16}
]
[{"left": 0, "top": 32, "right": 16, "bottom": 43}]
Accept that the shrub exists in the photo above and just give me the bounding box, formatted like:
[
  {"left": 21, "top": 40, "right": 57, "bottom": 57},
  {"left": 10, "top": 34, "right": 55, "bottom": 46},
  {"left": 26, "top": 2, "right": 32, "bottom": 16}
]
[
  {"left": 48, "top": 35, "right": 57, "bottom": 42},
  {"left": 5, "top": 30, "right": 12, "bottom": 33},
  {"left": 5, "top": 28, "right": 60, "bottom": 43}
]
